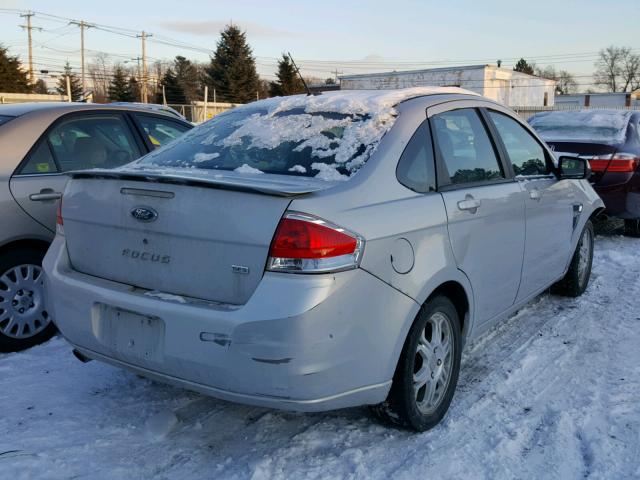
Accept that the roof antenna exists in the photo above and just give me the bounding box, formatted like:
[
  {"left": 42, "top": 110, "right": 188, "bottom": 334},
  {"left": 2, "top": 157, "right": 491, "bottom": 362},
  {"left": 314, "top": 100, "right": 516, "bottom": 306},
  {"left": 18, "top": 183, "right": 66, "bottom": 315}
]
[{"left": 288, "top": 52, "right": 312, "bottom": 95}]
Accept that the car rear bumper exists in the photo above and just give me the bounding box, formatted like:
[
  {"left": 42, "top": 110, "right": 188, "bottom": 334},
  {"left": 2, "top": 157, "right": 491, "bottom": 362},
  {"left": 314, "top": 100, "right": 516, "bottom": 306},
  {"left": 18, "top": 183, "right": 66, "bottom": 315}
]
[
  {"left": 593, "top": 172, "right": 640, "bottom": 218},
  {"left": 43, "top": 236, "right": 419, "bottom": 412}
]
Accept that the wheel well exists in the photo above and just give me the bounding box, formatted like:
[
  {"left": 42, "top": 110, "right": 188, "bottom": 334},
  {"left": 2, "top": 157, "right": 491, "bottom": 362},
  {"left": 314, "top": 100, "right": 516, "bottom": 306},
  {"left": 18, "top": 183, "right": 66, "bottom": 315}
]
[
  {"left": 0, "top": 238, "right": 51, "bottom": 258},
  {"left": 426, "top": 281, "right": 469, "bottom": 336},
  {"left": 590, "top": 207, "right": 606, "bottom": 221}
]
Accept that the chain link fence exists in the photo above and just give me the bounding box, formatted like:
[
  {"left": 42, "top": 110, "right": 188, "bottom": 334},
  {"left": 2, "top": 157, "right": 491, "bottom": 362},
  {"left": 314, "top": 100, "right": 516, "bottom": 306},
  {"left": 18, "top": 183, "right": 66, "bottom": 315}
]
[{"left": 167, "top": 102, "right": 241, "bottom": 123}]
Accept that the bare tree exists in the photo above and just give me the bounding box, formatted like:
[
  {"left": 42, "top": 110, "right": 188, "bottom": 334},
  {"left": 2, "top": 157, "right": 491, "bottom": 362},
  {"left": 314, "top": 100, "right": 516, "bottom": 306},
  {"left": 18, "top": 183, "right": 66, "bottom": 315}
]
[
  {"left": 88, "top": 52, "right": 112, "bottom": 102},
  {"left": 621, "top": 52, "right": 640, "bottom": 91},
  {"left": 535, "top": 65, "right": 577, "bottom": 94},
  {"left": 594, "top": 46, "right": 640, "bottom": 92}
]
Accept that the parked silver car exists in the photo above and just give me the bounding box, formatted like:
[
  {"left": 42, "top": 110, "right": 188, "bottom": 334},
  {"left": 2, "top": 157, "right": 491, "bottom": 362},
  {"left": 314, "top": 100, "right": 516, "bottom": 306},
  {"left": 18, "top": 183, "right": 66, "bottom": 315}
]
[
  {"left": 0, "top": 102, "right": 192, "bottom": 352},
  {"left": 44, "top": 88, "right": 603, "bottom": 431}
]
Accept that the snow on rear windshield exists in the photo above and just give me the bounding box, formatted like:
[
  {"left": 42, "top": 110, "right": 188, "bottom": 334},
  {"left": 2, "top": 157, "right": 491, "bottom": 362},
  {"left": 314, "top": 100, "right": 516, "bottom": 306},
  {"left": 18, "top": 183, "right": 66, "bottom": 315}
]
[
  {"left": 528, "top": 110, "right": 632, "bottom": 145},
  {"left": 131, "top": 87, "right": 473, "bottom": 181}
]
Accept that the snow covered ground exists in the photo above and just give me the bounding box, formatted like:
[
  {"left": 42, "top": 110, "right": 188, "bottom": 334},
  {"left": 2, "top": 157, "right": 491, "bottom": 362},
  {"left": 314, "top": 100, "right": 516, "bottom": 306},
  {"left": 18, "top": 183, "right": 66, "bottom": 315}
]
[{"left": 1, "top": 231, "right": 639, "bottom": 479}]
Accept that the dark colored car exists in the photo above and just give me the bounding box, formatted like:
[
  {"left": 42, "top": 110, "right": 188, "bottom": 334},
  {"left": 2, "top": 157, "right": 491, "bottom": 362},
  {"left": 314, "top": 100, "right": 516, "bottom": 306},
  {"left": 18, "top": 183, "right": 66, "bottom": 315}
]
[{"left": 529, "top": 109, "right": 640, "bottom": 236}]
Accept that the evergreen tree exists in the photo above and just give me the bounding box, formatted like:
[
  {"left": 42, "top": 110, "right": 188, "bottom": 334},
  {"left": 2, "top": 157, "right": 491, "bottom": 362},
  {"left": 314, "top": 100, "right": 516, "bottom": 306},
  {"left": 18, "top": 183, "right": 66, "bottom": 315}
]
[
  {"left": 0, "top": 44, "right": 32, "bottom": 93},
  {"left": 513, "top": 58, "right": 535, "bottom": 75},
  {"left": 128, "top": 76, "right": 140, "bottom": 102},
  {"left": 173, "top": 56, "right": 200, "bottom": 103},
  {"left": 157, "top": 68, "right": 186, "bottom": 104},
  {"left": 55, "top": 62, "right": 83, "bottom": 101},
  {"left": 269, "top": 53, "right": 304, "bottom": 97},
  {"left": 108, "top": 66, "right": 134, "bottom": 101},
  {"left": 33, "top": 79, "right": 49, "bottom": 94},
  {"left": 205, "top": 24, "right": 259, "bottom": 103}
]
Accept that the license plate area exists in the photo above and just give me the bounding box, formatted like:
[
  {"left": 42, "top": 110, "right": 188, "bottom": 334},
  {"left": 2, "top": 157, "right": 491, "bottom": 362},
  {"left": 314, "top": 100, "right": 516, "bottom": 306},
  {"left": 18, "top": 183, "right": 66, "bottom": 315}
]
[{"left": 92, "top": 304, "right": 165, "bottom": 363}]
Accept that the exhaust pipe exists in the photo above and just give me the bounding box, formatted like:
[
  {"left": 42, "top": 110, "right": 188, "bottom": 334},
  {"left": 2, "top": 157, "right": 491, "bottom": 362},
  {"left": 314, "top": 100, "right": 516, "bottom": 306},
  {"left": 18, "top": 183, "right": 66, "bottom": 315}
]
[{"left": 72, "top": 349, "right": 93, "bottom": 363}]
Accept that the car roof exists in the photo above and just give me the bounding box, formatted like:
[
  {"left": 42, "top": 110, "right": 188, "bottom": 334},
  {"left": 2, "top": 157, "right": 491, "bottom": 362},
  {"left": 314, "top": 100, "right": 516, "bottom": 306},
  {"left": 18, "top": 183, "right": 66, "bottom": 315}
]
[
  {"left": 250, "top": 87, "right": 480, "bottom": 111},
  {"left": 0, "top": 102, "right": 185, "bottom": 119}
]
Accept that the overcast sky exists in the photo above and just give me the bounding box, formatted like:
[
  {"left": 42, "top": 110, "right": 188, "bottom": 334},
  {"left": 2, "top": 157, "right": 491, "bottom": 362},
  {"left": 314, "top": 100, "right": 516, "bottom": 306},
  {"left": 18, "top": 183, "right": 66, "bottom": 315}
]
[{"left": 1, "top": 0, "right": 638, "bottom": 87}]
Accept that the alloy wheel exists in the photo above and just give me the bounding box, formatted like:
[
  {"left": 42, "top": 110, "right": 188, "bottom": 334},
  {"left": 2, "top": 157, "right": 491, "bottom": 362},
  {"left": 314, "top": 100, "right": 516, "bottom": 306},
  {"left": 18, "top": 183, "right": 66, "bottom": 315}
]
[
  {"left": 0, "top": 264, "right": 51, "bottom": 339},
  {"left": 577, "top": 227, "right": 593, "bottom": 286},
  {"left": 413, "top": 311, "right": 455, "bottom": 414}
]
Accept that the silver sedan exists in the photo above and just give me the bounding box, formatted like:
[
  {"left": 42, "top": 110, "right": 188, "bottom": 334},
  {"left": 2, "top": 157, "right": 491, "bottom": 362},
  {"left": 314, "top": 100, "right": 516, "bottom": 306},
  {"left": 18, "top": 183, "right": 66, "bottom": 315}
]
[
  {"left": 44, "top": 88, "right": 603, "bottom": 431},
  {"left": 0, "top": 102, "right": 192, "bottom": 352}
]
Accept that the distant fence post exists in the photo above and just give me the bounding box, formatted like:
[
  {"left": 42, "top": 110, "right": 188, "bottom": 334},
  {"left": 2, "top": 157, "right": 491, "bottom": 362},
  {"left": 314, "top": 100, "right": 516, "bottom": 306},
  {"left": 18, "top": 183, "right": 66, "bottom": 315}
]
[{"left": 203, "top": 86, "right": 208, "bottom": 123}]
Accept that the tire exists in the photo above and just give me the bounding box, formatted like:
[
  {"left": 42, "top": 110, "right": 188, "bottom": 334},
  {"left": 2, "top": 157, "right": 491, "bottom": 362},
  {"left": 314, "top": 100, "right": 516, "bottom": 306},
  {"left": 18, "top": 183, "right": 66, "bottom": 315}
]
[
  {"left": 551, "top": 220, "right": 594, "bottom": 297},
  {"left": 0, "top": 246, "right": 57, "bottom": 353},
  {"left": 624, "top": 219, "right": 640, "bottom": 237},
  {"left": 372, "top": 295, "right": 462, "bottom": 431}
]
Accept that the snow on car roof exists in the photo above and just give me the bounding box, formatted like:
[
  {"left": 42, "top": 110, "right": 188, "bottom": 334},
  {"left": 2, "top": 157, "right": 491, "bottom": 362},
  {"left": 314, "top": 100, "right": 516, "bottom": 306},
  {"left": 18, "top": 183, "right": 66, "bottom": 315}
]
[
  {"left": 529, "top": 109, "right": 633, "bottom": 145},
  {"left": 145, "top": 87, "right": 479, "bottom": 182}
]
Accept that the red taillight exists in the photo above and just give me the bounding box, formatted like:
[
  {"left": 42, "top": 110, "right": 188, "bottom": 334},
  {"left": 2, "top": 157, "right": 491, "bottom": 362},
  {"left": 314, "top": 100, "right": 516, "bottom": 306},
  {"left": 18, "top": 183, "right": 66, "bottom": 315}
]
[
  {"left": 56, "top": 200, "right": 63, "bottom": 226},
  {"left": 56, "top": 198, "right": 64, "bottom": 235},
  {"left": 267, "top": 212, "right": 363, "bottom": 273},
  {"left": 590, "top": 153, "right": 640, "bottom": 173},
  {"left": 270, "top": 218, "right": 357, "bottom": 259}
]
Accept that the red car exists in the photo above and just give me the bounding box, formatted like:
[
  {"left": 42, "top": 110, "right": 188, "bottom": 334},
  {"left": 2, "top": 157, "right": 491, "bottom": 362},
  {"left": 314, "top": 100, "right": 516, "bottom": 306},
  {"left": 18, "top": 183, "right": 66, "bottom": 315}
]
[{"left": 529, "top": 109, "right": 640, "bottom": 236}]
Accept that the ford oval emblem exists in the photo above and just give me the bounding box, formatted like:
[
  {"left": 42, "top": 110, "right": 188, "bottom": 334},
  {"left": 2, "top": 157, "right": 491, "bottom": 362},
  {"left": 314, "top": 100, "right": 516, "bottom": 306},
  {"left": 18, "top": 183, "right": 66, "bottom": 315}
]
[{"left": 130, "top": 206, "right": 158, "bottom": 222}]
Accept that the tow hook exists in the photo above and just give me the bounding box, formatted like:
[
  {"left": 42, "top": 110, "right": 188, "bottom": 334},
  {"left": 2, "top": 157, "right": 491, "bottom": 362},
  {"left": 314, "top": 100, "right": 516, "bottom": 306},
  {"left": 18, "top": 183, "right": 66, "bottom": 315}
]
[{"left": 72, "top": 349, "right": 93, "bottom": 363}]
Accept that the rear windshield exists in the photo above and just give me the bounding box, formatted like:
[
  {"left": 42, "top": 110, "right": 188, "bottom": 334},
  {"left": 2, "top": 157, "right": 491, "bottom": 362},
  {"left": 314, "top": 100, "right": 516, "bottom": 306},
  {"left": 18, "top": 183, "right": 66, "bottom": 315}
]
[
  {"left": 0, "top": 115, "right": 15, "bottom": 127},
  {"left": 528, "top": 110, "right": 631, "bottom": 145},
  {"left": 132, "top": 98, "right": 390, "bottom": 181}
]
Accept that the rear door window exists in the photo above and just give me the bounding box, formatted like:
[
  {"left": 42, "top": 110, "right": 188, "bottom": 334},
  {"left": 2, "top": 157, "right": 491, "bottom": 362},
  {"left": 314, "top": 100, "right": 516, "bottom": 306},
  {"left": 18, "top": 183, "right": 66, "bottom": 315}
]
[
  {"left": 46, "top": 114, "right": 142, "bottom": 171},
  {"left": 431, "top": 108, "right": 504, "bottom": 185},
  {"left": 134, "top": 114, "right": 191, "bottom": 149},
  {"left": 487, "top": 110, "right": 550, "bottom": 176}
]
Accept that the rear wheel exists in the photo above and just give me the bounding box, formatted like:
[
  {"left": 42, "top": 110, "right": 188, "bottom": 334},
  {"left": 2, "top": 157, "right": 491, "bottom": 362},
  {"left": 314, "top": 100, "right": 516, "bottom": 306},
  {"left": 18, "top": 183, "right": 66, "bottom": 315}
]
[
  {"left": 0, "top": 246, "right": 56, "bottom": 353},
  {"left": 623, "top": 219, "right": 640, "bottom": 237},
  {"left": 551, "top": 220, "right": 594, "bottom": 297},
  {"left": 372, "top": 296, "right": 462, "bottom": 431}
]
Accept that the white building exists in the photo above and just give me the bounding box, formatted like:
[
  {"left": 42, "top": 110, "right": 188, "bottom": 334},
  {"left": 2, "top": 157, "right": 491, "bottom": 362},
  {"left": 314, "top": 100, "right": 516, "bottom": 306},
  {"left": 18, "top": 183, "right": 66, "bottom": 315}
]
[
  {"left": 340, "top": 65, "right": 556, "bottom": 107},
  {"left": 0, "top": 92, "right": 69, "bottom": 103}
]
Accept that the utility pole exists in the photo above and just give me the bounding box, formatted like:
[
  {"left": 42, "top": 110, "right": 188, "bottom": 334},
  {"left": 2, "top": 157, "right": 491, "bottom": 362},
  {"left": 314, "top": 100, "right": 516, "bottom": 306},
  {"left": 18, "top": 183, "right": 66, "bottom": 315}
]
[
  {"left": 20, "top": 11, "right": 41, "bottom": 84},
  {"left": 70, "top": 20, "right": 92, "bottom": 97},
  {"left": 137, "top": 31, "right": 152, "bottom": 103},
  {"left": 130, "top": 56, "right": 142, "bottom": 100},
  {"left": 332, "top": 68, "right": 343, "bottom": 84},
  {"left": 66, "top": 75, "right": 72, "bottom": 102}
]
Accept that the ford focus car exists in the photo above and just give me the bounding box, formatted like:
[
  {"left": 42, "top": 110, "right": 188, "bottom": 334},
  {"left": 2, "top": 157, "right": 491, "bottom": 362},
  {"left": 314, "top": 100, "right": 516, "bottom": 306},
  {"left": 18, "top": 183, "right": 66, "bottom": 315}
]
[{"left": 44, "top": 88, "right": 603, "bottom": 431}]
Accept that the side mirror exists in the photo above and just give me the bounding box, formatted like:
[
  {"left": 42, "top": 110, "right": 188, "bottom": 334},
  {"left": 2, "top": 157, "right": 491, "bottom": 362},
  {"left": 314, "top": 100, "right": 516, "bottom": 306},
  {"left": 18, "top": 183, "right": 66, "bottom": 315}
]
[{"left": 558, "top": 156, "right": 591, "bottom": 180}]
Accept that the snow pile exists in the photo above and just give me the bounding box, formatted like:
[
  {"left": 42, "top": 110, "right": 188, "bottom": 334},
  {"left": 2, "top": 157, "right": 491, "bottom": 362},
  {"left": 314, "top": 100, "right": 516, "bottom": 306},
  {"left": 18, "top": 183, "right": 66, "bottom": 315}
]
[
  {"left": 529, "top": 110, "right": 632, "bottom": 145},
  {"left": 193, "top": 152, "right": 219, "bottom": 163},
  {"left": 234, "top": 163, "right": 264, "bottom": 174},
  {"left": 144, "top": 291, "right": 187, "bottom": 304},
  {"left": 288, "top": 165, "right": 307, "bottom": 173}
]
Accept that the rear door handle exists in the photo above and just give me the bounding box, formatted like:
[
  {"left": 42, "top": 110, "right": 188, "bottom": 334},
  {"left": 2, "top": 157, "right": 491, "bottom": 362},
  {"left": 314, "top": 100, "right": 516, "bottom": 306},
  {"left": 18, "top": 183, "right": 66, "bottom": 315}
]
[
  {"left": 29, "top": 190, "right": 62, "bottom": 202},
  {"left": 529, "top": 189, "right": 542, "bottom": 201},
  {"left": 457, "top": 196, "right": 481, "bottom": 213}
]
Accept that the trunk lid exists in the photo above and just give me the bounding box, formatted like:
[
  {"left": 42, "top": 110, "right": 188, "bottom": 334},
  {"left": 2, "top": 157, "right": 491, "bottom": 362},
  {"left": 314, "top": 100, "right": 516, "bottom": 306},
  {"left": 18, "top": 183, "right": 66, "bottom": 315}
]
[{"left": 61, "top": 170, "right": 329, "bottom": 304}]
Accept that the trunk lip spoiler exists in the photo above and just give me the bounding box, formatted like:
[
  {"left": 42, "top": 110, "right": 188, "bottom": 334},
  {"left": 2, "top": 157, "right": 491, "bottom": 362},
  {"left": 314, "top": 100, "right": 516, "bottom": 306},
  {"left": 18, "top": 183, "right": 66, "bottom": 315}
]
[{"left": 69, "top": 169, "right": 333, "bottom": 197}]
